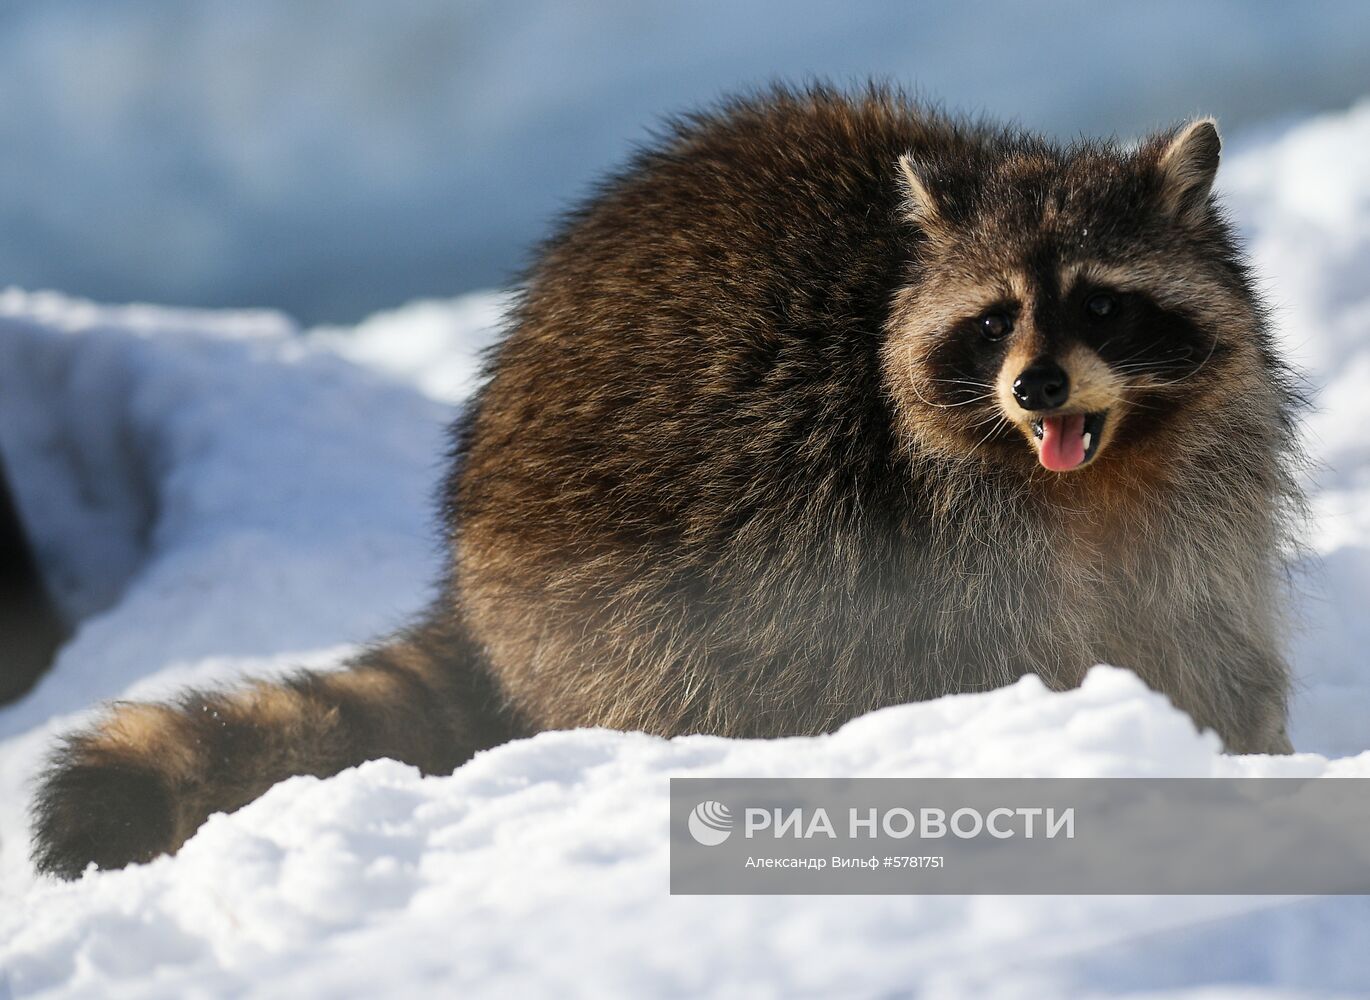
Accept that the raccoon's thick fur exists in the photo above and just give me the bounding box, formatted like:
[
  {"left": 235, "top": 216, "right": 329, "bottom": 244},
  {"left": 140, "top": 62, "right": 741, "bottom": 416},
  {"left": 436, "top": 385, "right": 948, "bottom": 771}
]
[{"left": 33, "top": 85, "right": 1304, "bottom": 878}]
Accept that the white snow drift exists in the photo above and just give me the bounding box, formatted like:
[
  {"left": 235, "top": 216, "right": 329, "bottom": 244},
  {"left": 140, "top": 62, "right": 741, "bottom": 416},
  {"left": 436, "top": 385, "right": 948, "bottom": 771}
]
[{"left": 3, "top": 101, "right": 1370, "bottom": 997}]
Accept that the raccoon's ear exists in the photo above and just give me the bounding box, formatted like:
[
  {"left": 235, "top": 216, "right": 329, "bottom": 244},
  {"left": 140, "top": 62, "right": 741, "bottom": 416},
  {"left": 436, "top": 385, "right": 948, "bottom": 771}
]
[
  {"left": 1153, "top": 118, "right": 1221, "bottom": 226},
  {"left": 897, "top": 154, "right": 942, "bottom": 228}
]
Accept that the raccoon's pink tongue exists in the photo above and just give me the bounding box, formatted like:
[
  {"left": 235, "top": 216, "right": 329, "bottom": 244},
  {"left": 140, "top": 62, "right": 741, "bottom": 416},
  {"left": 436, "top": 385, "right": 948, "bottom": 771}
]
[{"left": 1038, "top": 414, "right": 1087, "bottom": 471}]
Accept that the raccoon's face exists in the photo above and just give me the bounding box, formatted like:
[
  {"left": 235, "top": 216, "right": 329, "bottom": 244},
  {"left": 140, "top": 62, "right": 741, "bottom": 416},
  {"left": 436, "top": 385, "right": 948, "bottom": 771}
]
[{"left": 884, "top": 120, "right": 1263, "bottom": 478}]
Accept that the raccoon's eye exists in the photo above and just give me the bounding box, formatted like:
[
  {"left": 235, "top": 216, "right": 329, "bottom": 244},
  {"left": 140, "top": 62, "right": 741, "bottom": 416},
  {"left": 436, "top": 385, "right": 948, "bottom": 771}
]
[
  {"left": 1085, "top": 292, "right": 1118, "bottom": 319},
  {"left": 979, "top": 312, "right": 1013, "bottom": 341}
]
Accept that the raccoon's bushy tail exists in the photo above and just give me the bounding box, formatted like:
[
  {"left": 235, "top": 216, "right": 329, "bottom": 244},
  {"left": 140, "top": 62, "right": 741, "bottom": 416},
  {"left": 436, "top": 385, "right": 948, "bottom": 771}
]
[{"left": 31, "top": 610, "right": 520, "bottom": 879}]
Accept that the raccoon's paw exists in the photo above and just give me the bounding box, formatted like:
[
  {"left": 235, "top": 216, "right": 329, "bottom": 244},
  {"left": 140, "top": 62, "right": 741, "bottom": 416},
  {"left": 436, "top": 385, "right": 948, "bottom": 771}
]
[
  {"left": 31, "top": 744, "right": 179, "bottom": 880},
  {"left": 1258, "top": 726, "right": 1295, "bottom": 756}
]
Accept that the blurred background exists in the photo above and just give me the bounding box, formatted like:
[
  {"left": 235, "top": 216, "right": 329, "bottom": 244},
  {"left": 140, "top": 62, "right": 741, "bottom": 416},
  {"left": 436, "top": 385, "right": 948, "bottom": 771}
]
[{"left": 2, "top": 0, "right": 1369, "bottom": 325}]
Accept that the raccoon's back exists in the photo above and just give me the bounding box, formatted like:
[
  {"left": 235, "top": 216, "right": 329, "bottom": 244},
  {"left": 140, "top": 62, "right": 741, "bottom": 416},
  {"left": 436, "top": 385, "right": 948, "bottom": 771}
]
[
  {"left": 458, "top": 86, "right": 950, "bottom": 568},
  {"left": 451, "top": 87, "right": 968, "bottom": 733}
]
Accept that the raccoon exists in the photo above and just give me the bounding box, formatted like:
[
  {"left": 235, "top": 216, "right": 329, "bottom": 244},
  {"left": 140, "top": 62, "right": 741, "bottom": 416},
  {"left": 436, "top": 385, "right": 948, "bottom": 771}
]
[{"left": 32, "top": 85, "right": 1303, "bottom": 878}]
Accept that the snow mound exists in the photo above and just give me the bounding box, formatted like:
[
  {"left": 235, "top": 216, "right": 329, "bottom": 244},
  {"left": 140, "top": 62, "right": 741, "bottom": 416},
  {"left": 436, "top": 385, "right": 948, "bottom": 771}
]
[
  {"left": 0, "top": 289, "right": 494, "bottom": 898},
  {"left": 3, "top": 98, "right": 1370, "bottom": 997},
  {"left": 4, "top": 668, "right": 1365, "bottom": 1000}
]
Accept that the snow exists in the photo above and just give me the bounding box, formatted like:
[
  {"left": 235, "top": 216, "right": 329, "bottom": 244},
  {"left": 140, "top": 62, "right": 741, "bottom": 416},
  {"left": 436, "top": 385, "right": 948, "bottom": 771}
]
[
  {"left": 1222, "top": 98, "right": 1370, "bottom": 762},
  {"left": 2, "top": 100, "right": 1370, "bottom": 997}
]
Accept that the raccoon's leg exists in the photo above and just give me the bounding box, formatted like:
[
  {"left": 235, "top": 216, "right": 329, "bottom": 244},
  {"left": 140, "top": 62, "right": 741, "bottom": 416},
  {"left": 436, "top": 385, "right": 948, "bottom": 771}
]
[
  {"left": 31, "top": 613, "right": 521, "bottom": 879},
  {"left": 1221, "top": 700, "right": 1294, "bottom": 755},
  {"left": 1208, "top": 645, "right": 1294, "bottom": 756}
]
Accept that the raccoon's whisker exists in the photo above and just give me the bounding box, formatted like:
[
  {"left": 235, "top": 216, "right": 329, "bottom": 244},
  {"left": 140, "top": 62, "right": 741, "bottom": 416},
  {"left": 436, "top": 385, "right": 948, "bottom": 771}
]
[
  {"left": 964, "top": 409, "right": 1008, "bottom": 430},
  {"left": 1107, "top": 356, "right": 1193, "bottom": 376},
  {"left": 965, "top": 414, "right": 1009, "bottom": 461},
  {"left": 1107, "top": 343, "right": 1198, "bottom": 368},
  {"left": 942, "top": 389, "right": 997, "bottom": 405},
  {"left": 928, "top": 378, "right": 994, "bottom": 389},
  {"left": 906, "top": 372, "right": 994, "bottom": 409},
  {"left": 1107, "top": 339, "right": 1217, "bottom": 383},
  {"left": 935, "top": 384, "right": 997, "bottom": 406},
  {"left": 937, "top": 394, "right": 995, "bottom": 408},
  {"left": 1109, "top": 356, "right": 1194, "bottom": 376},
  {"left": 1109, "top": 356, "right": 1183, "bottom": 371},
  {"left": 1145, "top": 338, "right": 1220, "bottom": 388},
  {"left": 1113, "top": 390, "right": 1165, "bottom": 411},
  {"left": 1112, "top": 351, "right": 1218, "bottom": 390}
]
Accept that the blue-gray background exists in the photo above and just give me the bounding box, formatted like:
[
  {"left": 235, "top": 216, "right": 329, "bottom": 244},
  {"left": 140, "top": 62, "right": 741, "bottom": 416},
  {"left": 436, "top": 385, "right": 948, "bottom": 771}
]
[{"left": 3, "top": 1, "right": 1368, "bottom": 324}]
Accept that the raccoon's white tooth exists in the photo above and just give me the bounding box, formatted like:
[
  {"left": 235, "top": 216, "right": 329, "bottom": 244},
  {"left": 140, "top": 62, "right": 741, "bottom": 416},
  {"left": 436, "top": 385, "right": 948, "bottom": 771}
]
[{"left": 1082, "top": 432, "right": 1093, "bottom": 452}]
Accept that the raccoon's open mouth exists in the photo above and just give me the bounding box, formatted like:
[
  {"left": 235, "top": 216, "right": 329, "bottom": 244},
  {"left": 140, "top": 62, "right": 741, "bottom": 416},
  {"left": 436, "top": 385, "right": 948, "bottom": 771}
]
[{"left": 1029, "top": 411, "right": 1106, "bottom": 472}]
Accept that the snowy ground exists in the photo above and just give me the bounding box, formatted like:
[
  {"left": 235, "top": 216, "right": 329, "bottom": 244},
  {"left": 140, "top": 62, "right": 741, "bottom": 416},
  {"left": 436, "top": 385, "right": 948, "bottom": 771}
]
[{"left": 2, "top": 101, "right": 1370, "bottom": 996}]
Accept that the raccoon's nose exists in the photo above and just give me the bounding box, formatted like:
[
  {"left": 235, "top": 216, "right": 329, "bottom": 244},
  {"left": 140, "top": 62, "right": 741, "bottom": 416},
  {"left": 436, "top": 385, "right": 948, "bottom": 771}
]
[{"left": 1012, "top": 361, "right": 1070, "bottom": 411}]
